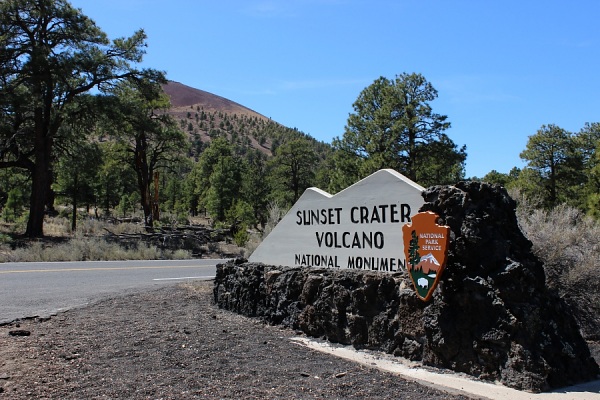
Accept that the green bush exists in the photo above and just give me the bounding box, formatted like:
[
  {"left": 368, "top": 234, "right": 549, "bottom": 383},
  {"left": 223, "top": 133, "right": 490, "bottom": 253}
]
[
  {"left": 243, "top": 201, "right": 287, "bottom": 257},
  {"left": 2, "top": 188, "right": 25, "bottom": 222},
  {"left": 0, "top": 232, "right": 12, "bottom": 245},
  {"left": 233, "top": 224, "right": 249, "bottom": 247}
]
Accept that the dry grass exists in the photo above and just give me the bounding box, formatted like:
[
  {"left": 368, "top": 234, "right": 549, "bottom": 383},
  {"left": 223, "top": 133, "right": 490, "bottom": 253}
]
[
  {"left": 0, "top": 216, "right": 191, "bottom": 263},
  {"left": 77, "top": 218, "right": 146, "bottom": 236},
  {"left": 0, "top": 237, "right": 191, "bottom": 263},
  {"left": 517, "top": 203, "right": 600, "bottom": 339},
  {"left": 37, "top": 214, "right": 147, "bottom": 237},
  {"left": 43, "top": 216, "right": 71, "bottom": 237},
  {"left": 518, "top": 204, "right": 600, "bottom": 290}
]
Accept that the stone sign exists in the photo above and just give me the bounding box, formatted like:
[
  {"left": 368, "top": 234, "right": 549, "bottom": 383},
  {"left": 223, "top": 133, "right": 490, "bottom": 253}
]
[
  {"left": 249, "top": 169, "right": 425, "bottom": 271},
  {"left": 219, "top": 181, "right": 600, "bottom": 392}
]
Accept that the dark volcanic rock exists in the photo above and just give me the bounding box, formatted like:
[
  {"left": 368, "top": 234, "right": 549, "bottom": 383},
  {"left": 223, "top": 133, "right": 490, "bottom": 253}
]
[
  {"left": 419, "top": 181, "right": 599, "bottom": 391},
  {"left": 214, "top": 181, "right": 599, "bottom": 392},
  {"left": 8, "top": 330, "right": 30, "bottom": 337}
]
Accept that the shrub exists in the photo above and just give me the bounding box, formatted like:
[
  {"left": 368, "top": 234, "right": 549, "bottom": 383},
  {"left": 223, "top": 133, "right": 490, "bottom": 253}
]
[
  {"left": 233, "top": 224, "right": 249, "bottom": 247},
  {"left": 168, "top": 249, "right": 192, "bottom": 260},
  {"left": 519, "top": 205, "right": 599, "bottom": 290},
  {"left": 518, "top": 203, "right": 600, "bottom": 339},
  {"left": 159, "top": 212, "right": 189, "bottom": 227},
  {"left": 2, "top": 188, "right": 25, "bottom": 222},
  {"left": 243, "top": 201, "right": 287, "bottom": 257},
  {"left": 44, "top": 216, "right": 71, "bottom": 236},
  {"left": 0, "top": 232, "right": 12, "bottom": 245},
  {"left": 76, "top": 218, "right": 107, "bottom": 236}
]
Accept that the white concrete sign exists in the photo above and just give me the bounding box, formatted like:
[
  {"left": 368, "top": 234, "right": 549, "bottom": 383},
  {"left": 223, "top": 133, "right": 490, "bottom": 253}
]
[{"left": 249, "top": 169, "right": 425, "bottom": 272}]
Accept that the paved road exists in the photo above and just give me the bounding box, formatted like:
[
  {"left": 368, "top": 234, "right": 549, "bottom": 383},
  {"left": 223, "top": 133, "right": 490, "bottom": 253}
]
[{"left": 0, "top": 259, "right": 229, "bottom": 324}]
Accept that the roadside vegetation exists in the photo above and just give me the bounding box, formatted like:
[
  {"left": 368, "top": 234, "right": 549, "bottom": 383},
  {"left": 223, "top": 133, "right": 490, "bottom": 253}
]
[
  {"left": 0, "top": 210, "right": 246, "bottom": 262},
  {"left": 0, "top": 215, "right": 191, "bottom": 262},
  {"left": 0, "top": 236, "right": 189, "bottom": 263},
  {"left": 516, "top": 197, "right": 600, "bottom": 340}
]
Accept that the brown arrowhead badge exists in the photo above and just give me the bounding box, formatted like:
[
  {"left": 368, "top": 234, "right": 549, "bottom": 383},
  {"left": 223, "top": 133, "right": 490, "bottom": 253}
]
[{"left": 402, "top": 211, "right": 450, "bottom": 301}]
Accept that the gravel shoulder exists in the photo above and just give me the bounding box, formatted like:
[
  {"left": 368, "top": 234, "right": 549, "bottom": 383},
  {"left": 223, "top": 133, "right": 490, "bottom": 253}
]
[{"left": 0, "top": 281, "right": 473, "bottom": 399}]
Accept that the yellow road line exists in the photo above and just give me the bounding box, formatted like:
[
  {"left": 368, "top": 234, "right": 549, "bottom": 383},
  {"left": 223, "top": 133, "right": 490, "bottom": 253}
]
[{"left": 0, "top": 265, "right": 206, "bottom": 274}]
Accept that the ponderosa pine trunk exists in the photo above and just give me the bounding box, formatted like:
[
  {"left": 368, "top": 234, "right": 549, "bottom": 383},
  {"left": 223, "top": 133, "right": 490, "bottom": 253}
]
[
  {"left": 26, "top": 115, "right": 52, "bottom": 238},
  {"left": 135, "top": 134, "right": 153, "bottom": 231},
  {"left": 71, "top": 173, "right": 78, "bottom": 232}
]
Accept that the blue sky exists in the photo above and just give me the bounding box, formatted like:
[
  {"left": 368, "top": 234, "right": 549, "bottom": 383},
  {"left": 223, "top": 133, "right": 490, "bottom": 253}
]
[{"left": 69, "top": 0, "right": 600, "bottom": 179}]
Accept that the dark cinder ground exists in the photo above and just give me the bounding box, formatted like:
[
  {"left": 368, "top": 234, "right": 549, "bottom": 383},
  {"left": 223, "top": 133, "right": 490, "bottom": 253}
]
[{"left": 0, "top": 281, "right": 474, "bottom": 399}]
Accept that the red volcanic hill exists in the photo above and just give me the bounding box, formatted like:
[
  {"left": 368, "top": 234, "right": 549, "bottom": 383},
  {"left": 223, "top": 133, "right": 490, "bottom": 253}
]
[
  {"left": 414, "top": 253, "right": 441, "bottom": 274},
  {"left": 159, "top": 81, "right": 328, "bottom": 160},
  {"left": 162, "top": 81, "right": 269, "bottom": 122}
]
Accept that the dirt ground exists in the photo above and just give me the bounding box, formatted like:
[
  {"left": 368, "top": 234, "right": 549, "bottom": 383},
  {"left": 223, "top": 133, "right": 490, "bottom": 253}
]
[{"left": 0, "top": 281, "right": 475, "bottom": 399}]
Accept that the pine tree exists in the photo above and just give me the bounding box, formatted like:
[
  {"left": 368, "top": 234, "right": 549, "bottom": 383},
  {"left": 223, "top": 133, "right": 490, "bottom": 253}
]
[
  {"left": 332, "top": 73, "right": 465, "bottom": 187},
  {"left": 408, "top": 230, "right": 421, "bottom": 269}
]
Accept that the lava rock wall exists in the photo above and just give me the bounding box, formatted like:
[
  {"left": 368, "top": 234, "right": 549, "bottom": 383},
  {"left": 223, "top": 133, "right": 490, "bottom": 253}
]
[{"left": 213, "top": 181, "right": 599, "bottom": 392}]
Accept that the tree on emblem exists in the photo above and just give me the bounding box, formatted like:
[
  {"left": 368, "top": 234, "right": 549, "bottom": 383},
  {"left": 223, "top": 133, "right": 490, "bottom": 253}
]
[{"left": 408, "top": 230, "right": 421, "bottom": 268}]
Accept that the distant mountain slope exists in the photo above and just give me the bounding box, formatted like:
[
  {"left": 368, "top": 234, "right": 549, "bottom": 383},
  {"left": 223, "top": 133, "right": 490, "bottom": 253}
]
[
  {"left": 162, "top": 81, "right": 269, "bottom": 121},
  {"left": 159, "top": 80, "right": 330, "bottom": 163}
]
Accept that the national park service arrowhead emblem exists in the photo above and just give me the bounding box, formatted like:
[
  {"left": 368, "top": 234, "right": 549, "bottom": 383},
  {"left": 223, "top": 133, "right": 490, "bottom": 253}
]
[{"left": 402, "top": 211, "right": 450, "bottom": 301}]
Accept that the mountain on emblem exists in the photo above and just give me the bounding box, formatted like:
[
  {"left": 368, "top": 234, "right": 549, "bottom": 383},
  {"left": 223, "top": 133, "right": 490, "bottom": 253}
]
[
  {"left": 419, "top": 252, "right": 440, "bottom": 267},
  {"left": 416, "top": 253, "right": 440, "bottom": 275},
  {"left": 402, "top": 212, "right": 450, "bottom": 301}
]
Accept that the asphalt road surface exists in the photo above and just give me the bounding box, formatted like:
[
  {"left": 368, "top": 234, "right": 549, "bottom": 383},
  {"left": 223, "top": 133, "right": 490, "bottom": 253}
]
[{"left": 0, "top": 259, "right": 228, "bottom": 324}]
